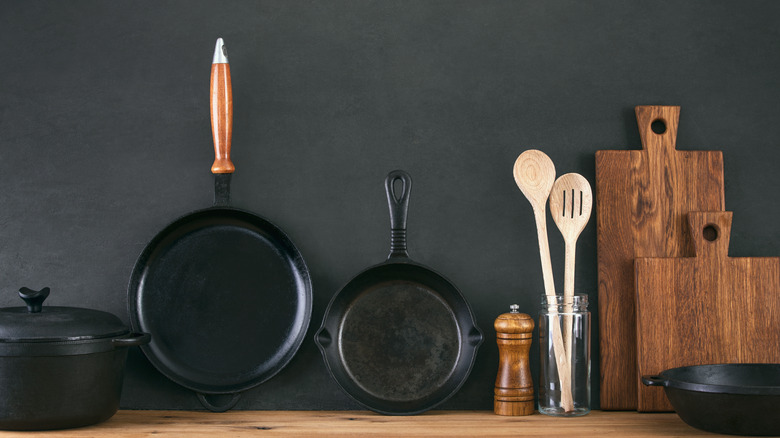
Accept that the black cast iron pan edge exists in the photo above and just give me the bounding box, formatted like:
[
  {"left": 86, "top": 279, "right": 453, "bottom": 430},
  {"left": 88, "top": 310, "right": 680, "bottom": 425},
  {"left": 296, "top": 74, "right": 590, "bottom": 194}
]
[{"left": 642, "top": 363, "right": 780, "bottom": 396}]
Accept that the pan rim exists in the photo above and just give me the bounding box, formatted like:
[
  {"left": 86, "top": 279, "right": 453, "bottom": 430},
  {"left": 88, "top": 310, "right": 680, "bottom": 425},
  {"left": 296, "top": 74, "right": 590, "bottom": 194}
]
[
  {"left": 316, "top": 258, "right": 482, "bottom": 414},
  {"left": 658, "top": 363, "right": 780, "bottom": 396},
  {"left": 128, "top": 205, "right": 312, "bottom": 396}
]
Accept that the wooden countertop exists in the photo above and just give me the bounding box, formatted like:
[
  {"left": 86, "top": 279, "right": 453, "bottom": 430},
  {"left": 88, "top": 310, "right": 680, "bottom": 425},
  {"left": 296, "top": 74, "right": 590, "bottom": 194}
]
[{"left": 0, "top": 410, "right": 727, "bottom": 437}]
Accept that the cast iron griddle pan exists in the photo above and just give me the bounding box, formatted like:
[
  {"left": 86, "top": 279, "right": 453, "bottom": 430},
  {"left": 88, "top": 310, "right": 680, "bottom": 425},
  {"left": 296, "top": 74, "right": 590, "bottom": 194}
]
[
  {"left": 315, "top": 170, "right": 482, "bottom": 415},
  {"left": 128, "top": 39, "right": 312, "bottom": 412}
]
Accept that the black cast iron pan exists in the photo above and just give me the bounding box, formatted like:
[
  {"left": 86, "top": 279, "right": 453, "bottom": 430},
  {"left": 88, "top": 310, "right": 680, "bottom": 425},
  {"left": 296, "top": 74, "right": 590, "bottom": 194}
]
[
  {"left": 643, "top": 363, "right": 780, "bottom": 436},
  {"left": 315, "top": 170, "right": 482, "bottom": 415},
  {"left": 128, "top": 39, "right": 312, "bottom": 412}
]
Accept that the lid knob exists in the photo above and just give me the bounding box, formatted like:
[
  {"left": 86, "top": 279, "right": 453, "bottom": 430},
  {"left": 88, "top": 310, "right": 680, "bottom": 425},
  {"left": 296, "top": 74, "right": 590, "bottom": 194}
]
[{"left": 18, "top": 287, "right": 50, "bottom": 313}]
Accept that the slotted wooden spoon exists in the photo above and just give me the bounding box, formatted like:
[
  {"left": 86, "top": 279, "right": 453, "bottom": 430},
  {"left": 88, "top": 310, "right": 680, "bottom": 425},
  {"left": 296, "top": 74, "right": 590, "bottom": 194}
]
[
  {"left": 513, "top": 150, "right": 573, "bottom": 412},
  {"left": 549, "top": 173, "right": 593, "bottom": 358}
]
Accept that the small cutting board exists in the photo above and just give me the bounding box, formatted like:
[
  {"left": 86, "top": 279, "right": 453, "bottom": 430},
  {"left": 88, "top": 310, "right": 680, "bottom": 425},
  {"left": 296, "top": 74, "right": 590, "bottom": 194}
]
[
  {"left": 596, "top": 106, "right": 725, "bottom": 410},
  {"left": 635, "top": 211, "right": 780, "bottom": 412}
]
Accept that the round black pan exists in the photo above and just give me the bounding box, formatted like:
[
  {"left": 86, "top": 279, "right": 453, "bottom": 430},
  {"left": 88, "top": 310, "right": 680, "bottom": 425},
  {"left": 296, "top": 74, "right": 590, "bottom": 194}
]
[
  {"left": 128, "top": 39, "right": 311, "bottom": 412},
  {"left": 315, "top": 170, "right": 482, "bottom": 415}
]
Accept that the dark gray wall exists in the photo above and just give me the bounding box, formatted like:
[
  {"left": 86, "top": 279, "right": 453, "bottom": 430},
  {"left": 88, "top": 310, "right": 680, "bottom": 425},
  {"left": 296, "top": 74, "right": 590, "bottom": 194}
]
[{"left": 1, "top": 1, "right": 778, "bottom": 410}]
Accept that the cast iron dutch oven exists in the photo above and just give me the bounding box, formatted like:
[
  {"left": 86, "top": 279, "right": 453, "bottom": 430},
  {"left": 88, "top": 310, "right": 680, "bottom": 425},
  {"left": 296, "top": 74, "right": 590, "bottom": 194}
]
[
  {"left": 316, "top": 170, "right": 482, "bottom": 415},
  {"left": 0, "top": 287, "right": 150, "bottom": 431},
  {"left": 643, "top": 363, "right": 780, "bottom": 436}
]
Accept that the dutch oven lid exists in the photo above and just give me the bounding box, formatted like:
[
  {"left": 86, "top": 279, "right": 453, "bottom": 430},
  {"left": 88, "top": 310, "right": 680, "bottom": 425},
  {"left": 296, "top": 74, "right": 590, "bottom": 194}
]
[{"left": 0, "top": 287, "right": 129, "bottom": 342}]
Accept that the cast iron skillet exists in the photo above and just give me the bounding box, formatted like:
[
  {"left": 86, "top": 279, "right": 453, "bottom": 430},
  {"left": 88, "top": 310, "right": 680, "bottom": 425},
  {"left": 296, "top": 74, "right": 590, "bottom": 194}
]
[
  {"left": 316, "top": 170, "right": 482, "bottom": 415},
  {"left": 128, "top": 39, "right": 311, "bottom": 412},
  {"left": 643, "top": 363, "right": 780, "bottom": 435}
]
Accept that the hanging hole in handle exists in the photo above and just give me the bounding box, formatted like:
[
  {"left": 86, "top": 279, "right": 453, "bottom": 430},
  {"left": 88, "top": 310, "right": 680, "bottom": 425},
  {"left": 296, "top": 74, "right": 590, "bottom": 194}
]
[
  {"left": 703, "top": 224, "right": 719, "bottom": 242},
  {"left": 650, "top": 118, "right": 667, "bottom": 135},
  {"left": 392, "top": 177, "right": 405, "bottom": 203}
]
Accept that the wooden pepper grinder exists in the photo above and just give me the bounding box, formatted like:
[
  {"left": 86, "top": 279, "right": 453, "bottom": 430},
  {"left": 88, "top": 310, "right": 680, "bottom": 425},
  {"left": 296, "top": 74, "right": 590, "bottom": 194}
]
[{"left": 494, "top": 304, "right": 535, "bottom": 416}]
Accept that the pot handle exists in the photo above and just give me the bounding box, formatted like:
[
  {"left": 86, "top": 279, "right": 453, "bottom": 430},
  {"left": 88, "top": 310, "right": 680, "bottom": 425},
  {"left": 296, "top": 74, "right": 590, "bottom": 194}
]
[
  {"left": 197, "top": 392, "right": 242, "bottom": 412},
  {"left": 112, "top": 332, "right": 151, "bottom": 348},
  {"left": 641, "top": 375, "right": 667, "bottom": 387}
]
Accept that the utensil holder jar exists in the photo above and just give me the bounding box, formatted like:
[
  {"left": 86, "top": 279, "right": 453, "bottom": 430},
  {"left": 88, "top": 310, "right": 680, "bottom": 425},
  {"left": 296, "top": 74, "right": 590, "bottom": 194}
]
[{"left": 539, "top": 294, "right": 590, "bottom": 416}]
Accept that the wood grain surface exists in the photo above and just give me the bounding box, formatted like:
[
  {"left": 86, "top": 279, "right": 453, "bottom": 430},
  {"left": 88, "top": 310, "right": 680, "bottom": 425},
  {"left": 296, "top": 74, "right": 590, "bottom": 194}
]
[
  {"left": 210, "top": 62, "right": 234, "bottom": 174},
  {"left": 494, "top": 309, "right": 535, "bottom": 416},
  {"left": 549, "top": 173, "right": 593, "bottom": 361},
  {"left": 635, "top": 211, "right": 780, "bottom": 411},
  {"left": 0, "top": 410, "right": 722, "bottom": 437},
  {"left": 595, "top": 106, "right": 725, "bottom": 410}
]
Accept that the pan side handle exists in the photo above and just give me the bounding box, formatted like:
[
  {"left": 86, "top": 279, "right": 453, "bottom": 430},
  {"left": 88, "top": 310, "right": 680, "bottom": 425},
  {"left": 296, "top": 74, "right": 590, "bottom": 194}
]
[
  {"left": 197, "top": 392, "right": 242, "bottom": 412},
  {"left": 641, "top": 375, "right": 668, "bottom": 387},
  {"left": 315, "top": 327, "right": 332, "bottom": 349},
  {"left": 467, "top": 325, "right": 483, "bottom": 346},
  {"left": 112, "top": 332, "right": 151, "bottom": 348},
  {"left": 385, "top": 170, "right": 412, "bottom": 259}
]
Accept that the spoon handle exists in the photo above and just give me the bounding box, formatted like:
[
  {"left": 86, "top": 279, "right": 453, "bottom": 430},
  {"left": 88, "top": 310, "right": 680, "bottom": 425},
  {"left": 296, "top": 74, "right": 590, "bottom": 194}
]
[
  {"left": 563, "top": 240, "right": 576, "bottom": 300},
  {"left": 533, "top": 207, "right": 574, "bottom": 412},
  {"left": 563, "top": 239, "right": 576, "bottom": 370},
  {"left": 533, "top": 206, "right": 557, "bottom": 299}
]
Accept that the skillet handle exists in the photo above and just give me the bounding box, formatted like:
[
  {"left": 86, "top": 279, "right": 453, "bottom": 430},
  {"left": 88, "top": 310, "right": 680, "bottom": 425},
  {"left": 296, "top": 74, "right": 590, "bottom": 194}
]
[
  {"left": 211, "top": 38, "right": 234, "bottom": 174},
  {"left": 197, "top": 392, "right": 242, "bottom": 412},
  {"left": 385, "top": 170, "right": 412, "bottom": 259}
]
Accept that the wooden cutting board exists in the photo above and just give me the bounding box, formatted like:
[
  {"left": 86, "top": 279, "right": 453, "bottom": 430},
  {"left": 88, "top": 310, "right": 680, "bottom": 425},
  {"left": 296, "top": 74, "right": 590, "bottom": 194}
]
[
  {"left": 595, "top": 105, "right": 725, "bottom": 410},
  {"left": 635, "top": 211, "right": 780, "bottom": 411}
]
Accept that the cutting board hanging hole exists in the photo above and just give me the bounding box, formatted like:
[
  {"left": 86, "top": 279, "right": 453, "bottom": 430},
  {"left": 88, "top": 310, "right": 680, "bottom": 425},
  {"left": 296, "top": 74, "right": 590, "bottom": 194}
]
[
  {"left": 703, "top": 224, "right": 719, "bottom": 242},
  {"left": 690, "top": 212, "right": 732, "bottom": 258},
  {"left": 651, "top": 119, "right": 667, "bottom": 134}
]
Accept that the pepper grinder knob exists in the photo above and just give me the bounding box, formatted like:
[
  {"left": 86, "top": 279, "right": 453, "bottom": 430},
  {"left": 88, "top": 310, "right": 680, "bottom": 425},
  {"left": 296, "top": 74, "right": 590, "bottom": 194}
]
[{"left": 494, "top": 304, "right": 535, "bottom": 416}]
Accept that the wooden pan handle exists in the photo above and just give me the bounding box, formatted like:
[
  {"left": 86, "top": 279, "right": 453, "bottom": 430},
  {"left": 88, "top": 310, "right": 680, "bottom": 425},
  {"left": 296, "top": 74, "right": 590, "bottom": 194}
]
[
  {"left": 210, "top": 38, "right": 234, "bottom": 174},
  {"left": 635, "top": 105, "right": 680, "bottom": 155},
  {"left": 688, "top": 211, "right": 733, "bottom": 259}
]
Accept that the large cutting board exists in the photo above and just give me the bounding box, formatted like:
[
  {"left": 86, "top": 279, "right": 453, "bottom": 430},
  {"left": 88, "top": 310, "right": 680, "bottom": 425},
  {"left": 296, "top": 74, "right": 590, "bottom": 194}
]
[
  {"left": 635, "top": 211, "right": 780, "bottom": 411},
  {"left": 595, "top": 105, "right": 725, "bottom": 410}
]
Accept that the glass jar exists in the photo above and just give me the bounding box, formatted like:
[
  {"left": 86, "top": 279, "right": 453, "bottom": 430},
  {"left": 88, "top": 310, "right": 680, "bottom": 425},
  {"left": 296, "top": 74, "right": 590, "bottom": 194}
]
[{"left": 538, "top": 294, "right": 590, "bottom": 416}]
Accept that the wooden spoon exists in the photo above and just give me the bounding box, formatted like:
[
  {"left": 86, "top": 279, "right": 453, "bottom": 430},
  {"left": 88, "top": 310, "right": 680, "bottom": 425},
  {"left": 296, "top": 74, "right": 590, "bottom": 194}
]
[
  {"left": 513, "top": 150, "right": 573, "bottom": 412},
  {"left": 513, "top": 150, "right": 557, "bottom": 298},
  {"left": 549, "top": 173, "right": 593, "bottom": 360}
]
